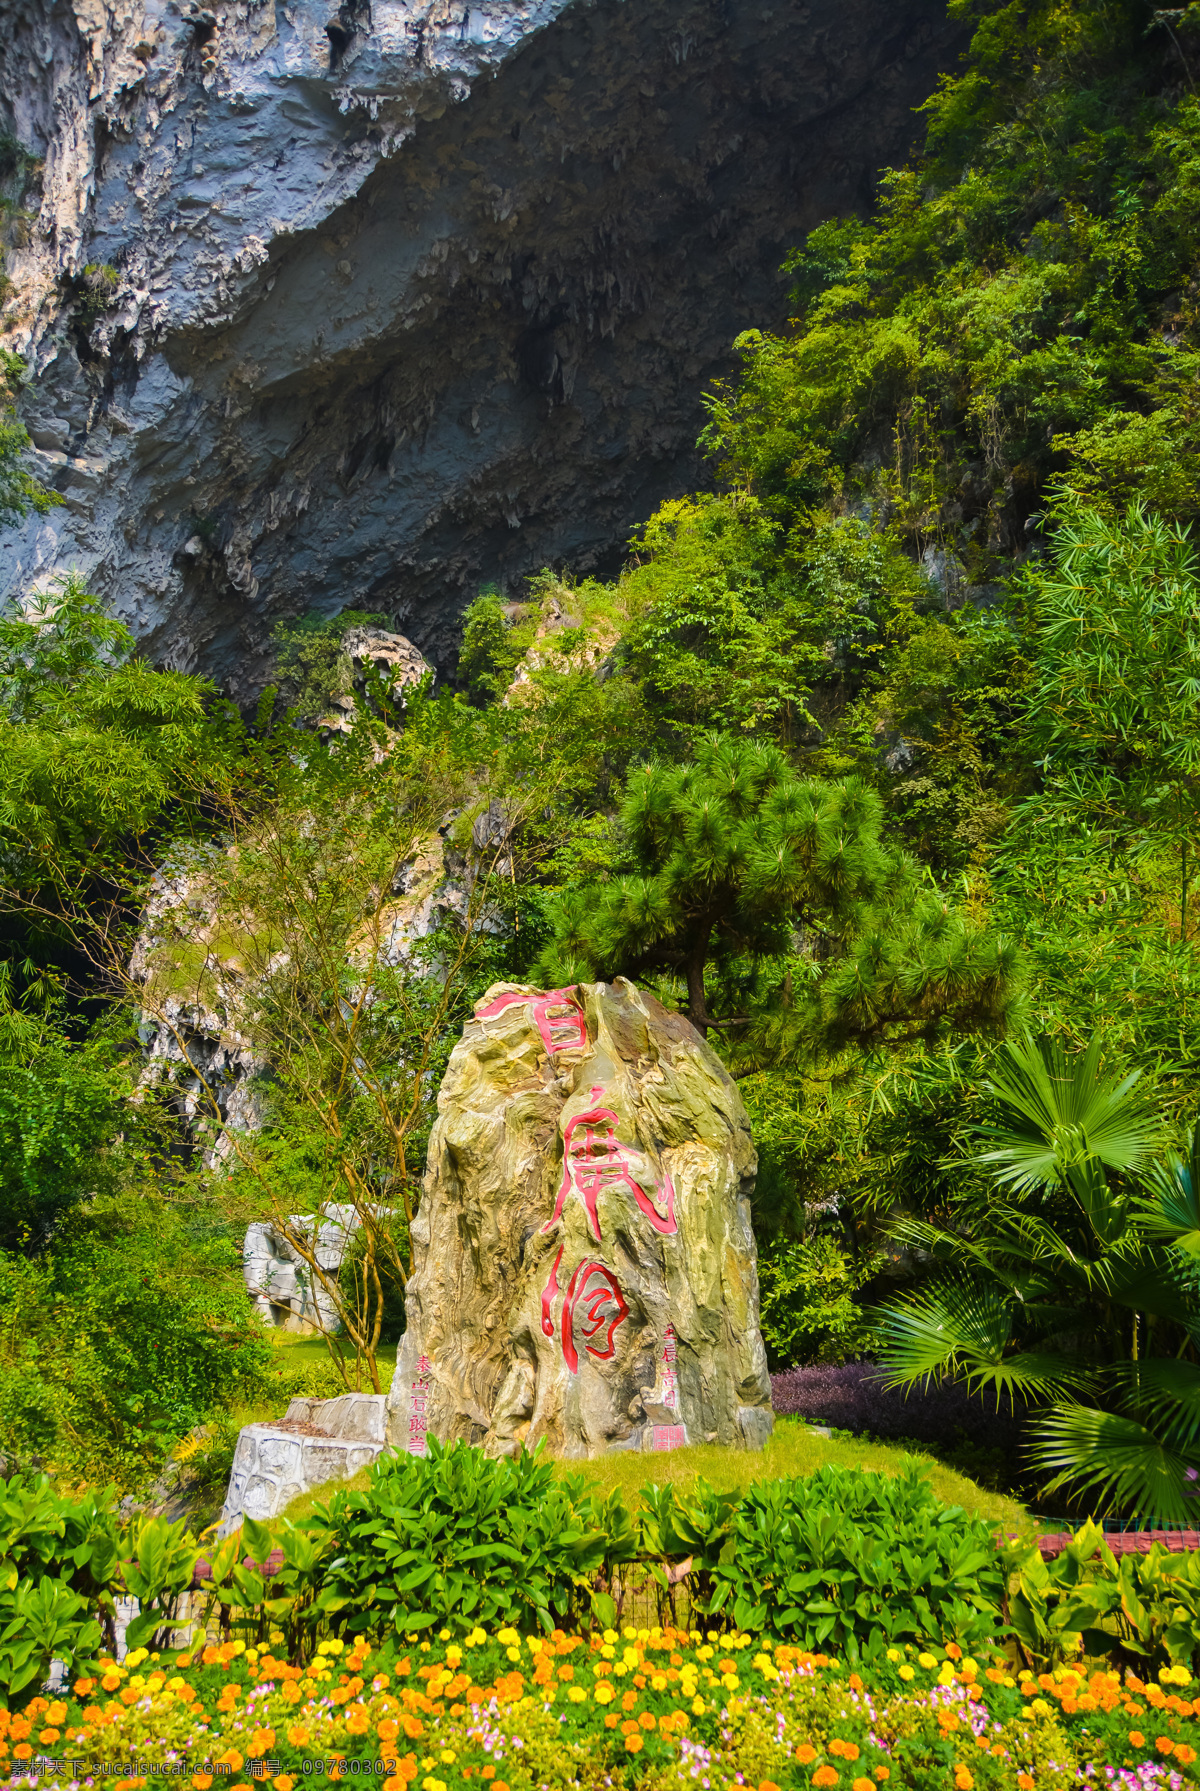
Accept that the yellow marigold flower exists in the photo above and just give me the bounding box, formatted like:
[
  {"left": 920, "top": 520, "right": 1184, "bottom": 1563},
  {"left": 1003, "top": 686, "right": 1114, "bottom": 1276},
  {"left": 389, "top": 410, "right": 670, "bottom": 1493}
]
[
  {"left": 898, "top": 1665, "right": 915, "bottom": 1682},
  {"left": 1030, "top": 1699, "right": 1051, "bottom": 1718},
  {"left": 917, "top": 1653, "right": 937, "bottom": 1670},
  {"left": 595, "top": 1685, "right": 615, "bottom": 1705},
  {"left": 567, "top": 1687, "right": 586, "bottom": 1703}
]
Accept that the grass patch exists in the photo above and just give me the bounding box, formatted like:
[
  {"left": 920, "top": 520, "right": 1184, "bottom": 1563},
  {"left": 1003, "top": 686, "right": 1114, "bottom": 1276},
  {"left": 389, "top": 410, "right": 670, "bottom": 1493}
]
[
  {"left": 552, "top": 1418, "right": 1033, "bottom": 1536},
  {"left": 269, "top": 1415, "right": 1032, "bottom": 1540}
]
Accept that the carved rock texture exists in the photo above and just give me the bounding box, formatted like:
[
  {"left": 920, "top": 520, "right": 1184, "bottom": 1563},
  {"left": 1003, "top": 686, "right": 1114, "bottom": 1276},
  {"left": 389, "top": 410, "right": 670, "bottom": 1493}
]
[
  {"left": 219, "top": 1391, "right": 386, "bottom": 1534},
  {"left": 385, "top": 978, "right": 773, "bottom": 1459},
  {"left": 0, "top": 0, "right": 961, "bottom": 695}
]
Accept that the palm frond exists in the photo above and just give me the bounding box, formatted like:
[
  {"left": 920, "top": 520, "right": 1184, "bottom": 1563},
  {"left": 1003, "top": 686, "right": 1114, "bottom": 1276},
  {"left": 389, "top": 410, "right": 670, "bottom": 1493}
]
[
  {"left": 974, "top": 1032, "right": 1159, "bottom": 1244},
  {"left": 1029, "top": 1403, "right": 1200, "bottom": 1524},
  {"left": 1106, "top": 1357, "right": 1200, "bottom": 1451},
  {"left": 1137, "top": 1130, "right": 1200, "bottom": 1259},
  {"left": 873, "top": 1279, "right": 1082, "bottom": 1405}
]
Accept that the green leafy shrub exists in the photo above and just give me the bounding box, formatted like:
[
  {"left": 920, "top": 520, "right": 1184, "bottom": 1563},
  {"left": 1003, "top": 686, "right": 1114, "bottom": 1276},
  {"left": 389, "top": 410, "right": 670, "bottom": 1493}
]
[
  {"left": 307, "top": 1439, "right": 629, "bottom": 1639},
  {"left": 456, "top": 590, "right": 536, "bottom": 705},
  {"left": 703, "top": 1459, "right": 1006, "bottom": 1661},
  {"left": 0, "top": 1191, "right": 270, "bottom": 1485},
  {"left": 1004, "top": 1520, "right": 1200, "bottom": 1673},
  {"left": 756, "top": 1236, "right": 879, "bottom": 1371}
]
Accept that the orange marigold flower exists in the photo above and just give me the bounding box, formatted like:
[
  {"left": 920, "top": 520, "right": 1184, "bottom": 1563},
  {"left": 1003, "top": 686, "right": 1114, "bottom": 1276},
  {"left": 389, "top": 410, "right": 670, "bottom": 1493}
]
[
  {"left": 1176, "top": 1745, "right": 1198, "bottom": 1767},
  {"left": 848, "top": 1674, "right": 863, "bottom": 1692},
  {"left": 14, "top": 1747, "right": 33, "bottom": 1763},
  {"left": 401, "top": 1715, "right": 424, "bottom": 1739},
  {"left": 873, "top": 1773, "right": 890, "bottom": 1785},
  {"left": 604, "top": 1715, "right": 619, "bottom": 1729},
  {"left": 622, "top": 1690, "right": 638, "bottom": 1712},
  {"left": 795, "top": 1745, "right": 817, "bottom": 1765},
  {"left": 830, "top": 1741, "right": 860, "bottom": 1762},
  {"left": 812, "top": 1771, "right": 838, "bottom": 1789},
  {"left": 74, "top": 1679, "right": 95, "bottom": 1698},
  {"left": 287, "top": 1727, "right": 311, "bottom": 1748},
  {"left": 953, "top": 1770, "right": 973, "bottom": 1791},
  {"left": 625, "top": 1736, "right": 644, "bottom": 1755},
  {"left": 557, "top": 1666, "right": 574, "bottom": 1682},
  {"left": 215, "top": 1751, "right": 244, "bottom": 1774},
  {"left": 481, "top": 1770, "right": 495, "bottom": 1782},
  {"left": 946, "top": 1644, "right": 962, "bottom": 1660},
  {"left": 191, "top": 1776, "right": 213, "bottom": 1790},
  {"left": 493, "top": 1782, "right": 510, "bottom": 1791},
  {"left": 853, "top": 1781, "right": 874, "bottom": 1791},
  {"left": 275, "top": 1779, "right": 295, "bottom": 1791},
  {"left": 345, "top": 1710, "right": 370, "bottom": 1737},
  {"left": 1129, "top": 1732, "right": 1145, "bottom": 1748},
  {"left": 1016, "top": 1777, "right": 1034, "bottom": 1791},
  {"left": 1157, "top": 1738, "right": 1175, "bottom": 1756},
  {"left": 379, "top": 1720, "right": 399, "bottom": 1742},
  {"left": 639, "top": 1712, "right": 657, "bottom": 1730}
]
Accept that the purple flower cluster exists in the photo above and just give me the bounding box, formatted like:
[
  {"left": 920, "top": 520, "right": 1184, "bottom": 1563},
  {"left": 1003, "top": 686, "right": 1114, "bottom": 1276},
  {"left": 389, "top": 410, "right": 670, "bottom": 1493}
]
[
  {"left": 770, "top": 1360, "right": 1029, "bottom": 1454},
  {"left": 1079, "top": 1766, "right": 1185, "bottom": 1788}
]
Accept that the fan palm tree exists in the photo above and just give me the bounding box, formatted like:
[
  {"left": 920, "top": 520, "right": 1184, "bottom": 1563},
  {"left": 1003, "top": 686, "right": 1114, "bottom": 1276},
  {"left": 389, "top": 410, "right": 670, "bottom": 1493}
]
[{"left": 874, "top": 1033, "right": 1200, "bottom": 1520}]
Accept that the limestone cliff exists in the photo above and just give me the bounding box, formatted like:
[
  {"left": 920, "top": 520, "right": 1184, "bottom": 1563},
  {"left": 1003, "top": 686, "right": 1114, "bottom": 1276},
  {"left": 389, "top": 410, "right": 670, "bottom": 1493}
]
[{"left": 0, "top": 0, "right": 961, "bottom": 693}]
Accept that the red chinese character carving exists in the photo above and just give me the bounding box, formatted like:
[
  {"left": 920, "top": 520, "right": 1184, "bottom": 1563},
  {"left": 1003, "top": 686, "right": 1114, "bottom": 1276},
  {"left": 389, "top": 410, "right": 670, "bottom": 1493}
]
[
  {"left": 561, "top": 1258, "right": 629, "bottom": 1374},
  {"left": 543, "top": 1088, "right": 677, "bottom": 1242},
  {"left": 474, "top": 986, "right": 587, "bottom": 1055}
]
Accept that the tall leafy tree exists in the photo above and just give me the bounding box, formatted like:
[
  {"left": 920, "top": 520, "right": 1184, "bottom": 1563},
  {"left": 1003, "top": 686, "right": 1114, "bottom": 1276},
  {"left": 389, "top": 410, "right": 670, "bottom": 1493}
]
[
  {"left": 1019, "top": 501, "right": 1200, "bottom": 937},
  {"left": 536, "top": 732, "right": 1021, "bottom": 1055}
]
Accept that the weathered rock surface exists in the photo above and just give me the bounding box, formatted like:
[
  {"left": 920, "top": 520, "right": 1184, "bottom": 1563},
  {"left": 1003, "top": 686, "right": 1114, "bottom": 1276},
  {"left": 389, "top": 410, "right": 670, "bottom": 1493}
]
[
  {"left": 219, "top": 1390, "right": 386, "bottom": 1532},
  {"left": 385, "top": 978, "right": 773, "bottom": 1459},
  {"left": 0, "top": 0, "right": 962, "bottom": 695},
  {"left": 131, "top": 811, "right": 465, "bottom": 1153},
  {"left": 243, "top": 1205, "right": 363, "bottom": 1332}
]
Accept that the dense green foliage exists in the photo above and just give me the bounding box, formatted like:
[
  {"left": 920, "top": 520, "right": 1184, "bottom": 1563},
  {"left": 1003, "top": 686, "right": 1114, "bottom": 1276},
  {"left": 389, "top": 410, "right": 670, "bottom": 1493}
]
[
  {"left": 6, "top": 0, "right": 1200, "bottom": 1520},
  {"left": 537, "top": 732, "right": 1019, "bottom": 1052},
  {"left": 877, "top": 1033, "right": 1200, "bottom": 1518}
]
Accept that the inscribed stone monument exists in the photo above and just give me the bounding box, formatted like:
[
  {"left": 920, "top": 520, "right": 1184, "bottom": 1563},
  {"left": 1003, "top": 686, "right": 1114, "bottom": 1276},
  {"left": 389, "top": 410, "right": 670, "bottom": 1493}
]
[{"left": 384, "top": 978, "right": 773, "bottom": 1458}]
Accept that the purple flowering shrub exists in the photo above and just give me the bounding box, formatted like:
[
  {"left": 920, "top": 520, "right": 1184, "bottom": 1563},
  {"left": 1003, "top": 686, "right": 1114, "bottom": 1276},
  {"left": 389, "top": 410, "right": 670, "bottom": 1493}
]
[{"left": 770, "top": 1359, "right": 1029, "bottom": 1458}]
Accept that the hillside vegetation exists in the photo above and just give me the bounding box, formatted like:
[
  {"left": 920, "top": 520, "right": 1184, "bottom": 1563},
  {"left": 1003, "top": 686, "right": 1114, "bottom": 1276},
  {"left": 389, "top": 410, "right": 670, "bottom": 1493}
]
[{"left": 4, "top": 0, "right": 1200, "bottom": 1520}]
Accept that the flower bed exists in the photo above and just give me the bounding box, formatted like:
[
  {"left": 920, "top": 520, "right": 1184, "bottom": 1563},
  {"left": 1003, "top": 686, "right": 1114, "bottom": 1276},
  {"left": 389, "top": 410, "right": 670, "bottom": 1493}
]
[{"left": 4, "top": 1626, "right": 1200, "bottom": 1791}]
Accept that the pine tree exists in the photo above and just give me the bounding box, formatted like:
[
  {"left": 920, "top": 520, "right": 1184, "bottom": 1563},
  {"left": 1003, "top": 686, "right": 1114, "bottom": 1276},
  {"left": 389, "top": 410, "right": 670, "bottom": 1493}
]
[{"left": 537, "top": 734, "right": 1021, "bottom": 1058}]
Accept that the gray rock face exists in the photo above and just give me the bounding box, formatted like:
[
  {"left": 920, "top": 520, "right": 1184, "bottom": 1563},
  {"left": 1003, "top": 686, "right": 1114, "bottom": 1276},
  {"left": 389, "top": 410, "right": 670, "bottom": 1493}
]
[
  {"left": 385, "top": 978, "right": 773, "bottom": 1460},
  {"left": 1, "top": 0, "right": 961, "bottom": 695},
  {"left": 219, "top": 1391, "right": 386, "bottom": 1532},
  {"left": 243, "top": 1206, "right": 362, "bottom": 1332}
]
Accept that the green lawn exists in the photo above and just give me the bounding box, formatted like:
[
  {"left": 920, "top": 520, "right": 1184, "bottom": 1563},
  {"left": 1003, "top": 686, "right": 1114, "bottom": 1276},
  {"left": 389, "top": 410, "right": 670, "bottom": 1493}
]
[
  {"left": 232, "top": 1330, "right": 398, "bottom": 1431},
  {"left": 270, "top": 1414, "right": 1032, "bottom": 1538},
  {"left": 551, "top": 1418, "right": 1033, "bottom": 1536}
]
